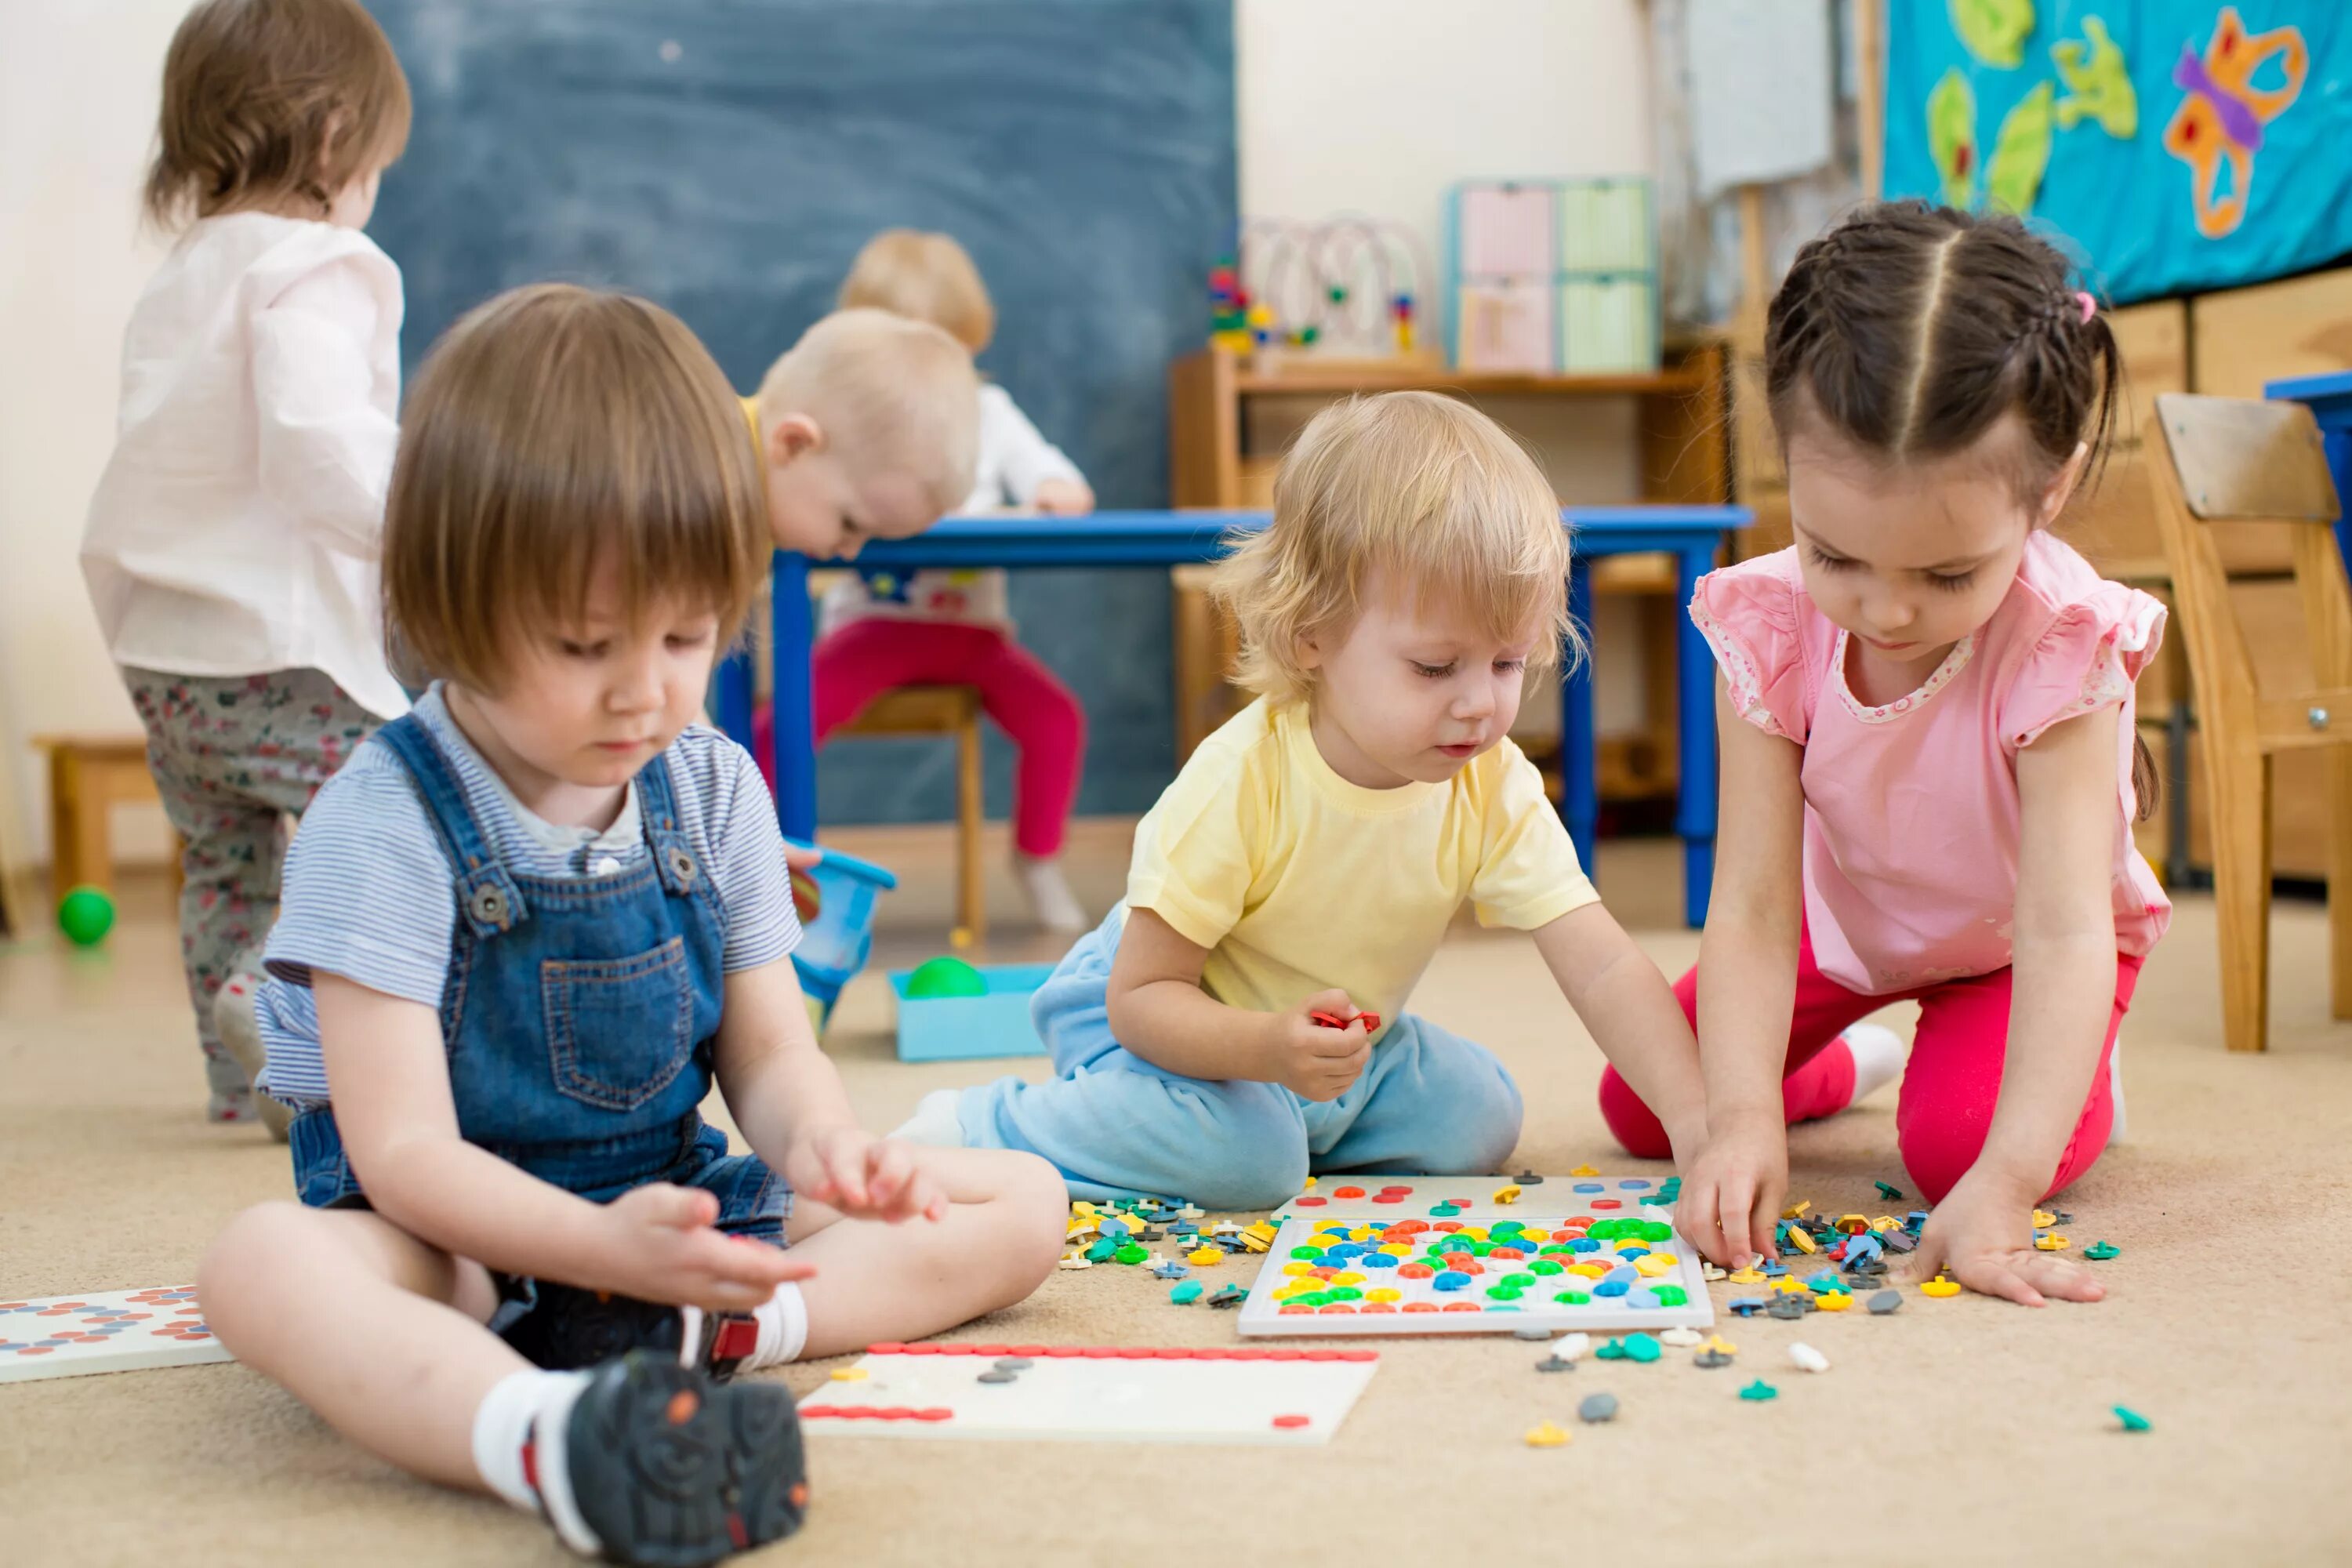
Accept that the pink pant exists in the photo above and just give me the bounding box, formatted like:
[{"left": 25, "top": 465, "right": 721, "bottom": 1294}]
[
  {"left": 754, "top": 619, "right": 1084, "bottom": 858},
  {"left": 1599, "top": 924, "right": 2142, "bottom": 1204}
]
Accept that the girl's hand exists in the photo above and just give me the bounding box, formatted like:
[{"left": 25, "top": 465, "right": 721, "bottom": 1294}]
[
  {"left": 1261, "top": 990, "right": 1374, "bottom": 1102},
  {"left": 786, "top": 1124, "right": 949, "bottom": 1224},
  {"left": 1905, "top": 1172, "right": 2105, "bottom": 1307},
  {"left": 593, "top": 1183, "right": 815, "bottom": 1311},
  {"left": 1675, "top": 1110, "right": 1789, "bottom": 1269},
  {"left": 1031, "top": 477, "right": 1094, "bottom": 516}
]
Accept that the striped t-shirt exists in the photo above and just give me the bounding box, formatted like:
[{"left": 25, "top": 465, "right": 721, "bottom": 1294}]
[{"left": 256, "top": 686, "right": 800, "bottom": 1106}]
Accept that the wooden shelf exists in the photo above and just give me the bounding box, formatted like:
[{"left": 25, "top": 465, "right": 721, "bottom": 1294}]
[{"left": 1229, "top": 359, "right": 1712, "bottom": 398}]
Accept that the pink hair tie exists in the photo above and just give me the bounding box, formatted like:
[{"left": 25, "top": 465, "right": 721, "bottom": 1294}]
[{"left": 2075, "top": 290, "right": 2097, "bottom": 324}]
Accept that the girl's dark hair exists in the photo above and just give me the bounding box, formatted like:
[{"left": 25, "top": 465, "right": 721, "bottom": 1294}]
[
  {"left": 1765, "top": 198, "right": 2156, "bottom": 818},
  {"left": 144, "top": 0, "right": 411, "bottom": 229}
]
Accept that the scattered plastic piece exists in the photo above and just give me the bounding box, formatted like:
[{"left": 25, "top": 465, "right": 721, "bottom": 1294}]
[
  {"left": 1816, "top": 1292, "right": 1853, "bottom": 1312},
  {"left": 1766, "top": 1298, "right": 1807, "bottom": 1321},
  {"left": 1514, "top": 1326, "right": 1554, "bottom": 1341},
  {"left": 993, "top": 1357, "right": 1033, "bottom": 1370},
  {"left": 1491, "top": 1185, "right": 1523, "bottom": 1206},
  {"left": 1919, "top": 1276, "right": 1962, "bottom": 1298},
  {"left": 830, "top": 1367, "right": 869, "bottom": 1381},
  {"left": 1659, "top": 1327, "right": 1703, "bottom": 1348},
  {"left": 2033, "top": 1234, "right": 2070, "bottom": 1251},
  {"left": 1524, "top": 1420, "right": 1571, "bottom": 1448},
  {"left": 1867, "top": 1289, "right": 1904, "bottom": 1315},
  {"left": 1738, "top": 1380, "right": 1778, "bottom": 1402},
  {"left": 1170, "top": 1281, "right": 1203, "bottom": 1305},
  {"left": 1570, "top": 1164, "right": 1599, "bottom": 1178},
  {"left": 1207, "top": 1283, "right": 1247, "bottom": 1308},
  {"left": 977, "top": 1370, "right": 1018, "bottom": 1385},
  {"left": 1056, "top": 1253, "right": 1091, "bottom": 1271},
  {"left": 1788, "top": 1342, "right": 1830, "bottom": 1374},
  {"left": 1624, "top": 1335, "right": 1661, "bottom": 1364},
  {"left": 2085, "top": 1241, "right": 2121, "bottom": 1261},
  {"left": 1595, "top": 1338, "right": 1628, "bottom": 1360},
  {"left": 1555, "top": 1332, "right": 1592, "bottom": 1363},
  {"left": 1729, "top": 1298, "right": 1766, "bottom": 1318},
  {"left": 1534, "top": 1354, "right": 1577, "bottom": 1374},
  {"left": 1694, "top": 1349, "right": 1735, "bottom": 1370},
  {"left": 1780, "top": 1200, "right": 1811, "bottom": 1220},
  {"left": 1700, "top": 1261, "right": 1728, "bottom": 1282},
  {"left": 1578, "top": 1392, "right": 1618, "bottom": 1423},
  {"left": 1113, "top": 1243, "right": 1149, "bottom": 1265},
  {"left": 2031, "top": 1209, "right": 2057, "bottom": 1229},
  {"left": 1186, "top": 1247, "right": 1221, "bottom": 1267},
  {"left": 1875, "top": 1181, "right": 1904, "bottom": 1200},
  {"left": 2114, "top": 1405, "right": 2151, "bottom": 1432}
]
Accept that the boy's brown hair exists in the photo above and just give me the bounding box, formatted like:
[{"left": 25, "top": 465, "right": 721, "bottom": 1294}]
[
  {"left": 837, "top": 229, "right": 996, "bottom": 353},
  {"left": 385, "top": 285, "right": 769, "bottom": 693},
  {"left": 144, "top": 0, "right": 412, "bottom": 228}
]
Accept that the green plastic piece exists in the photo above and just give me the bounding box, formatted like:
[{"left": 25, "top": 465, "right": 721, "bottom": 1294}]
[
  {"left": 1530, "top": 1260, "right": 1564, "bottom": 1276},
  {"left": 1327, "top": 1286, "right": 1363, "bottom": 1301},
  {"left": 1501, "top": 1272, "right": 1535, "bottom": 1289},
  {"left": 1650, "top": 1284, "right": 1690, "bottom": 1308},
  {"left": 2085, "top": 1240, "right": 2121, "bottom": 1261},
  {"left": 904, "top": 955, "right": 988, "bottom": 999},
  {"left": 1595, "top": 1338, "right": 1628, "bottom": 1359},
  {"left": 1639, "top": 1221, "right": 1674, "bottom": 1243},
  {"left": 1290, "top": 1246, "right": 1323, "bottom": 1260},
  {"left": 1490, "top": 1221, "right": 1525, "bottom": 1238},
  {"left": 56, "top": 885, "right": 114, "bottom": 947},
  {"left": 1739, "top": 1379, "right": 1780, "bottom": 1402},
  {"left": 1624, "top": 1335, "right": 1661, "bottom": 1363},
  {"left": 1486, "top": 1285, "right": 1523, "bottom": 1301},
  {"left": 1170, "top": 1280, "right": 1203, "bottom": 1305},
  {"left": 1875, "top": 1181, "right": 1905, "bottom": 1200},
  {"left": 1084, "top": 1238, "right": 1116, "bottom": 1262},
  {"left": 2114, "top": 1405, "right": 2151, "bottom": 1432},
  {"left": 1290, "top": 1291, "right": 1329, "bottom": 1308},
  {"left": 1555, "top": 1290, "right": 1592, "bottom": 1305},
  {"left": 1114, "top": 1243, "right": 1148, "bottom": 1265}
]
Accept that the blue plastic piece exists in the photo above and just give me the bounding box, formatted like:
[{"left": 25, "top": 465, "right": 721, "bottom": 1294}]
[
  {"left": 1573, "top": 1182, "right": 1605, "bottom": 1193},
  {"left": 1360, "top": 1252, "right": 1399, "bottom": 1269},
  {"left": 1570, "top": 1239, "right": 1601, "bottom": 1253},
  {"left": 1433, "top": 1270, "right": 1471, "bottom": 1292},
  {"left": 1602, "top": 1265, "right": 1638, "bottom": 1286},
  {"left": 1616, "top": 1246, "right": 1650, "bottom": 1260},
  {"left": 1729, "top": 1297, "right": 1766, "bottom": 1316},
  {"left": 1617, "top": 1179, "right": 1650, "bottom": 1189},
  {"left": 1593, "top": 1278, "right": 1631, "bottom": 1297},
  {"left": 786, "top": 844, "right": 896, "bottom": 1028}
]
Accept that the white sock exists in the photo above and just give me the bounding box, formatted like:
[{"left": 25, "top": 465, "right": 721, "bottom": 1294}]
[
  {"left": 471, "top": 1368, "right": 596, "bottom": 1552},
  {"left": 1838, "top": 1022, "right": 1907, "bottom": 1107},
  {"left": 1014, "top": 854, "right": 1089, "bottom": 934},
  {"left": 747, "top": 1280, "right": 810, "bottom": 1370},
  {"left": 2107, "top": 1039, "right": 2129, "bottom": 1144},
  {"left": 891, "top": 1087, "right": 967, "bottom": 1149}
]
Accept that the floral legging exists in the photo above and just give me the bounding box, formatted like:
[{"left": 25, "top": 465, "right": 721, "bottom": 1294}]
[{"left": 122, "top": 668, "right": 379, "bottom": 1121}]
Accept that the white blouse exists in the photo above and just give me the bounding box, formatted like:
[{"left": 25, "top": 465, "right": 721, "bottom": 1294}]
[{"left": 82, "top": 212, "right": 408, "bottom": 720}]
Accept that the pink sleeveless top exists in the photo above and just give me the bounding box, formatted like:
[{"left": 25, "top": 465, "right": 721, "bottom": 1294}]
[{"left": 1692, "top": 533, "right": 2171, "bottom": 996}]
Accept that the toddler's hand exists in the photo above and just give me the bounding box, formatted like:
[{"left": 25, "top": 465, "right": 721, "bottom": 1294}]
[
  {"left": 1904, "top": 1173, "right": 2104, "bottom": 1307},
  {"left": 1263, "top": 990, "right": 1373, "bottom": 1102},
  {"left": 1031, "top": 477, "right": 1094, "bottom": 516},
  {"left": 1674, "top": 1111, "right": 1789, "bottom": 1269},
  {"left": 786, "top": 1124, "right": 948, "bottom": 1224},
  {"left": 593, "top": 1183, "right": 813, "bottom": 1312},
  {"left": 782, "top": 840, "right": 824, "bottom": 873}
]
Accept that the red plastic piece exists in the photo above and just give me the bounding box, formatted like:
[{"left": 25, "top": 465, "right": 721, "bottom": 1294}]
[
  {"left": 915, "top": 1408, "right": 954, "bottom": 1421},
  {"left": 1272, "top": 1414, "right": 1311, "bottom": 1429},
  {"left": 1308, "top": 1010, "right": 1381, "bottom": 1033},
  {"left": 866, "top": 1342, "right": 906, "bottom": 1356},
  {"left": 1292, "top": 1195, "right": 1328, "bottom": 1207},
  {"left": 1331, "top": 1185, "right": 1367, "bottom": 1199},
  {"left": 1443, "top": 1301, "right": 1484, "bottom": 1312},
  {"left": 1338, "top": 1348, "right": 1378, "bottom": 1361},
  {"left": 1592, "top": 1200, "right": 1622, "bottom": 1210},
  {"left": 1402, "top": 1301, "right": 1439, "bottom": 1312}
]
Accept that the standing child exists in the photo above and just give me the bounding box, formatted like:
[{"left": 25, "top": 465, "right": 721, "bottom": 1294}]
[
  {"left": 82, "top": 0, "right": 414, "bottom": 1128},
  {"left": 806, "top": 230, "right": 1095, "bottom": 931},
  {"left": 198, "top": 285, "right": 1066, "bottom": 1567},
  {"left": 895, "top": 392, "right": 1712, "bottom": 1209},
  {"left": 1615, "top": 202, "right": 2168, "bottom": 1307}
]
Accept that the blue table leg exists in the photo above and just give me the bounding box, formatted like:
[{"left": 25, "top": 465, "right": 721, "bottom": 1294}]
[
  {"left": 771, "top": 553, "right": 818, "bottom": 841},
  {"left": 1561, "top": 561, "right": 1598, "bottom": 877},
  {"left": 710, "top": 648, "right": 754, "bottom": 756},
  {"left": 1674, "top": 545, "right": 1718, "bottom": 928}
]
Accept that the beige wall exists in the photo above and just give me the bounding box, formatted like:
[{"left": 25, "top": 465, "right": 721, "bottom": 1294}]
[{"left": 0, "top": 2, "right": 1660, "bottom": 869}]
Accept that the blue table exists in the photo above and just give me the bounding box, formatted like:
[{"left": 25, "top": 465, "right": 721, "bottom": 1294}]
[
  {"left": 716, "top": 506, "right": 1746, "bottom": 926},
  {"left": 2266, "top": 369, "right": 2352, "bottom": 568}
]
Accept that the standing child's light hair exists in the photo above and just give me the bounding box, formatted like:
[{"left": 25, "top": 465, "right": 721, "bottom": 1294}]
[
  {"left": 1214, "top": 390, "right": 1580, "bottom": 706},
  {"left": 385, "top": 283, "right": 770, "bottom": 692},
  {"left": 837, "top": 229, "right": 996, "bottom": 353},
  {"left": 144, "top": 0, "right": 412, "bottom": 228}
]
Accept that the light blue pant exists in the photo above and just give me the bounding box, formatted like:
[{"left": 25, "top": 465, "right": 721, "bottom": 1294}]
[{"left": 954, "top": 908, "right": 1524, "bottom": 1208}]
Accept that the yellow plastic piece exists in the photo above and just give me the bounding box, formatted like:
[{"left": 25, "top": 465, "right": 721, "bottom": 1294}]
[
  {"left": 1564, "top": 1262, "right": 1610, "bottom": 1279},
  {"left": 1788, "top": 1229, "right": 1818, "bottom": 1254},
  {"left": 1613, "top": 1239, "right": 1647, "bottom": 1253},
  {"left": 1524, "top": 1420, "right": 1571, "bottom": 1448},
  {"left": 1645, "top": 1251, "right": 1679, "bottom": 1268},
  {"left": 1365, "top": 1287, "right": 1401, "bottom": 1303},
  {"left": 830, "top": 1367, "right": 869, "bottom": 1381},
  {"left": 1780, "top": 1200, "right": 1811, "bottom": 1220},
  {"left": 1700, "top": 1334, "right": 1739, "bottom": 1356},
  {"left": 1187, "top": 1246, "right": 1223, "bottom": 1266},
  {"left": 1835, "top": 1214, "right": 1870, "bottom": 1234},
  {"left": 1492, "top": 1185, "right": 1523, "bottom": 1206},
  {"left": 1570, "top": 1164, "right": 1599, "bottom": 1178},
  {"left": 1920, "top": 1276, "right": 1963, "bottom": 1298},
  {"left": 1634, "top": 1254, "right": 1676, "bottom": 1277},
  {"left": 1770, "top": 1276, "right": 1809, "bottom": 1295},
  {"left": 2034, "top": 1234, "right": 2071, "bottom": 1251},
  {"left": 1379, "top": 1243, "right": 1412, "bottom": 1256},
  {"left": 1327, "top": 1271, "right": 1366, "bottom": 1287},
  {"left": 1304, "top": 1176, "right": 1317, "bottom": 1188},
  {"left": 2031, "top": 1209, "right": 2056, "bottom": 1229},
  {"left": 1726, "top": 1267, "right": 1763, "bottom": 1286},
  {"left": 1281, "top": 1261, "right": 1314, "bottom": 1277},
  {"left": 1817, "top": 1291, "right": 1853, "bottom": 1312},
  {"left": 1462, "top": 1227, "right": 1490, "bottom": 1243},
  {"left": 1871, "top": 1216, "right": 1901, "bottom": 1232}
]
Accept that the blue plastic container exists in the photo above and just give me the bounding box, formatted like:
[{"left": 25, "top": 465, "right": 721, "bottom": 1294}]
[
  {"left": 788, "top": 844, "right": 897, "bottom": 1033},
  {"left": 889, "top": 963, "right": 1054, "bottom": 1062}
]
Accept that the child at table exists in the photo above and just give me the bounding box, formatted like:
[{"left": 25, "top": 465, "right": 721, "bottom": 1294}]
[
  {"left": 1630, "top": 201, "right": 2168, "bottom": 1307},
  {"left": 759, "top": 230, "right": 1096, "bottom": 932},
  {"left": 81, "top": 0, "right": 413, "bottom": 1128},
  {"left": 198, "top": 285, "right": 1066, "bottom": 1566},
  {"left": 893, "top": 390, "right": 1711, "bottom": 1208}
]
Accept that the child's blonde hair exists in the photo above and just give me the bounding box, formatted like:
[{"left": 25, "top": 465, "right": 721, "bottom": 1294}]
[
  {"left": 1215, "top": 391, "right": 1577, "bottom": 706},
  {"left": 385, "top": 285, "right": 769, "bottom": 694},
  {"left": 754, "top": 307, "right": 981, "bottom": 517},
  {"left": 144, "top": 0, "right": 411, "bottom": 229},
  {"left": 837, "top": 230, "right": 996, "bottom": 353}
]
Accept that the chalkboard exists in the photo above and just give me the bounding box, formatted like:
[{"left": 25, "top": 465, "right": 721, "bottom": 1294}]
[{"left": 368, "top": 0, "right": 1238, "bottom": 826}]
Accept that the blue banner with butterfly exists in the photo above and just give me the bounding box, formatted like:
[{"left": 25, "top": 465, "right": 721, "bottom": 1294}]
[{"left": 1885, "top": 2, "right": 2352, "bottom": 302}]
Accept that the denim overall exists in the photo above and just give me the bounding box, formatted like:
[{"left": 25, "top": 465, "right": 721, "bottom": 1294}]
[{"left": 288, "top": 714, "right": 790, "bottom": 1284}]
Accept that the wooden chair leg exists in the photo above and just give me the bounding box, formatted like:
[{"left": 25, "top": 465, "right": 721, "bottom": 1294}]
[
  {"left": 956, "top": 710, "right": 985, "bottom": 940},
  {"left": 2330, "top": 749, "right": 2352, "bottom": 1021},
  {"left": 2207, "top": 741, "right": 2274, "bottom": 1053},
  {"left": 47, "top": 747, "right": 77, "bottom": 909}
]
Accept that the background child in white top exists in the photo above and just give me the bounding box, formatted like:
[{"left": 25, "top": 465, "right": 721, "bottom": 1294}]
[
  {"left": 800, "top": 230, "right": 1095, "bottom": 931},
  {"left": 79, "top": 0, "right": 413, "bottom": 1127}
]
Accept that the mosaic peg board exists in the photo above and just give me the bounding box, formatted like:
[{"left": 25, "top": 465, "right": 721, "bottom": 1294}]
[
  {"left": 1239, "top": 1206, "right": 1715, "bottom": 1336},
  {"left": 0, "top": 1286, "right": 234, "bottom": 1384},
  {"left": 1274, "top": 1172, "right": 1671, "bottom": 1221},
  {"left": 799, "top": 1342, "right": 1377, "bottom": 1444}
]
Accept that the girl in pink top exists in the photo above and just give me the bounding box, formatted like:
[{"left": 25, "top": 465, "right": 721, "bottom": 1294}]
[{"left": 1603, "top": 202, "right": 2169, "bottom": 1308}]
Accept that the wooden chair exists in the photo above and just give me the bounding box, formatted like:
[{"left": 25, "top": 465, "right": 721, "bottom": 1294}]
[
  {"left": 2147, "top": 393, "right": 2352, "bottom": 1052},
  {"left": 837, "top": 686, "right": 986, "bottom": 940},
  {"left": 32, "top": 734, "right": 183, "bottom": 906}
]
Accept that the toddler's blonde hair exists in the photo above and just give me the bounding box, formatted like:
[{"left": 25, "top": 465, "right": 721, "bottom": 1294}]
[
  {"left": 754, "top": 308, "right": 980, "bottom": 517},
  {"left": 837, "top": 230, "right": 996, "bottom": 353},
  {"left": 1215, "top": 391, "right": 1577, "bottom": 706}
]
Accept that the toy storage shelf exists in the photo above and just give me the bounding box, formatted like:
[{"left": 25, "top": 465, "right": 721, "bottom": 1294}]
[{"left": 1167, "top": 341, "right": 1733, "bottom": 798}]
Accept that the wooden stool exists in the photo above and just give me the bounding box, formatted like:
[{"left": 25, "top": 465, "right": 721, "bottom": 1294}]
[
  {"left": 2149, "top": 393, "right": 2352, "bottom": 1052},
  {"left": 838, "top": 686, "right": 986, "bottom": 939},
  {"left": 1171, "top": 564, "right": 1243, "bottom": 761},
  {"left": 31, "top": 734, "right": 181, "bottom": 906}
]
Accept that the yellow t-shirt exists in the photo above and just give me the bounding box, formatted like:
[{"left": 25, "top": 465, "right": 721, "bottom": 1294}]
[{"left": 1126, "top": 697, "right": 1599, "bottom": 1037}]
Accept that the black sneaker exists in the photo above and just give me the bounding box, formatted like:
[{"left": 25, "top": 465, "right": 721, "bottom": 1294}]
[
  {"left": 503, "top": 1284, "right": 764, "bottom": 1383},
  {"left": 539, "top": 1350, "right": 808, "bottom": 1566}
]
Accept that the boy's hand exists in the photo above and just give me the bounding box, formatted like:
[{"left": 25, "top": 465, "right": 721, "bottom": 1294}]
[
  {"left": 1904, "top": 1171, "right": 2104, "bottom": 1307},
  {"left": 593, "top": 1183, "right": 814, "bottom": 1311},
  {"left": 1261, "top": 990, "right": 1373, "bottom": 1102},
  {"left": 1032, "top": 477, "right": 1094, "bottom": 516},
  {"left": 786, "top": 1124, "right": 949, "bottom": 1224},
  {"left": 783, "top": 840, "right": 823, "bottom": 873},
  {"left": 1675, "top": 1110, "right": 1789, "bottom": 1269}
]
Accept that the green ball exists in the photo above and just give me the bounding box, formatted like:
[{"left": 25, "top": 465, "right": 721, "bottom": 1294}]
[
  {"left": 904, "top": 956, "right": 987, "bottom": 1000},
  {"left": 57, "top": 885, "right": 114, "bottom": 947}
]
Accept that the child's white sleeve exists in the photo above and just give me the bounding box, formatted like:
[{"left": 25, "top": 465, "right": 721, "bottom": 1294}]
[
  {"left": 982, "top": 384, "right": 1086, "bottom": 506},
  {"left": 253, "top": 256, "right": 401, "bottom": 557}
]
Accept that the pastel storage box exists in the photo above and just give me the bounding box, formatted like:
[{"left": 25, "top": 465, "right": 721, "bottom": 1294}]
[{"left": 891, "top": 963, "right": 1054, "bottom": 1062}]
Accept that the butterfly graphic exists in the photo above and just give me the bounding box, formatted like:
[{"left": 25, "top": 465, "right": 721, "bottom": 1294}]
[{"left": 2163, "top": 6, "right": 2309, "bottom": 238}]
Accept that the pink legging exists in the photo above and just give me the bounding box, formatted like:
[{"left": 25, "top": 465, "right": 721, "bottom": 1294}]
[
  {"left": 754, "top": 619, "right": 1084, "bottom": 858},
  {"left": 1599, "top": 924, "right": 2141, "bottom": 1204}
]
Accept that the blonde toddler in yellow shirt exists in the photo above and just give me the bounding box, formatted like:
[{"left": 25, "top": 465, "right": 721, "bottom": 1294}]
[{"left": 895, "top": 392, "right": 1710, "bottom": 1207}]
